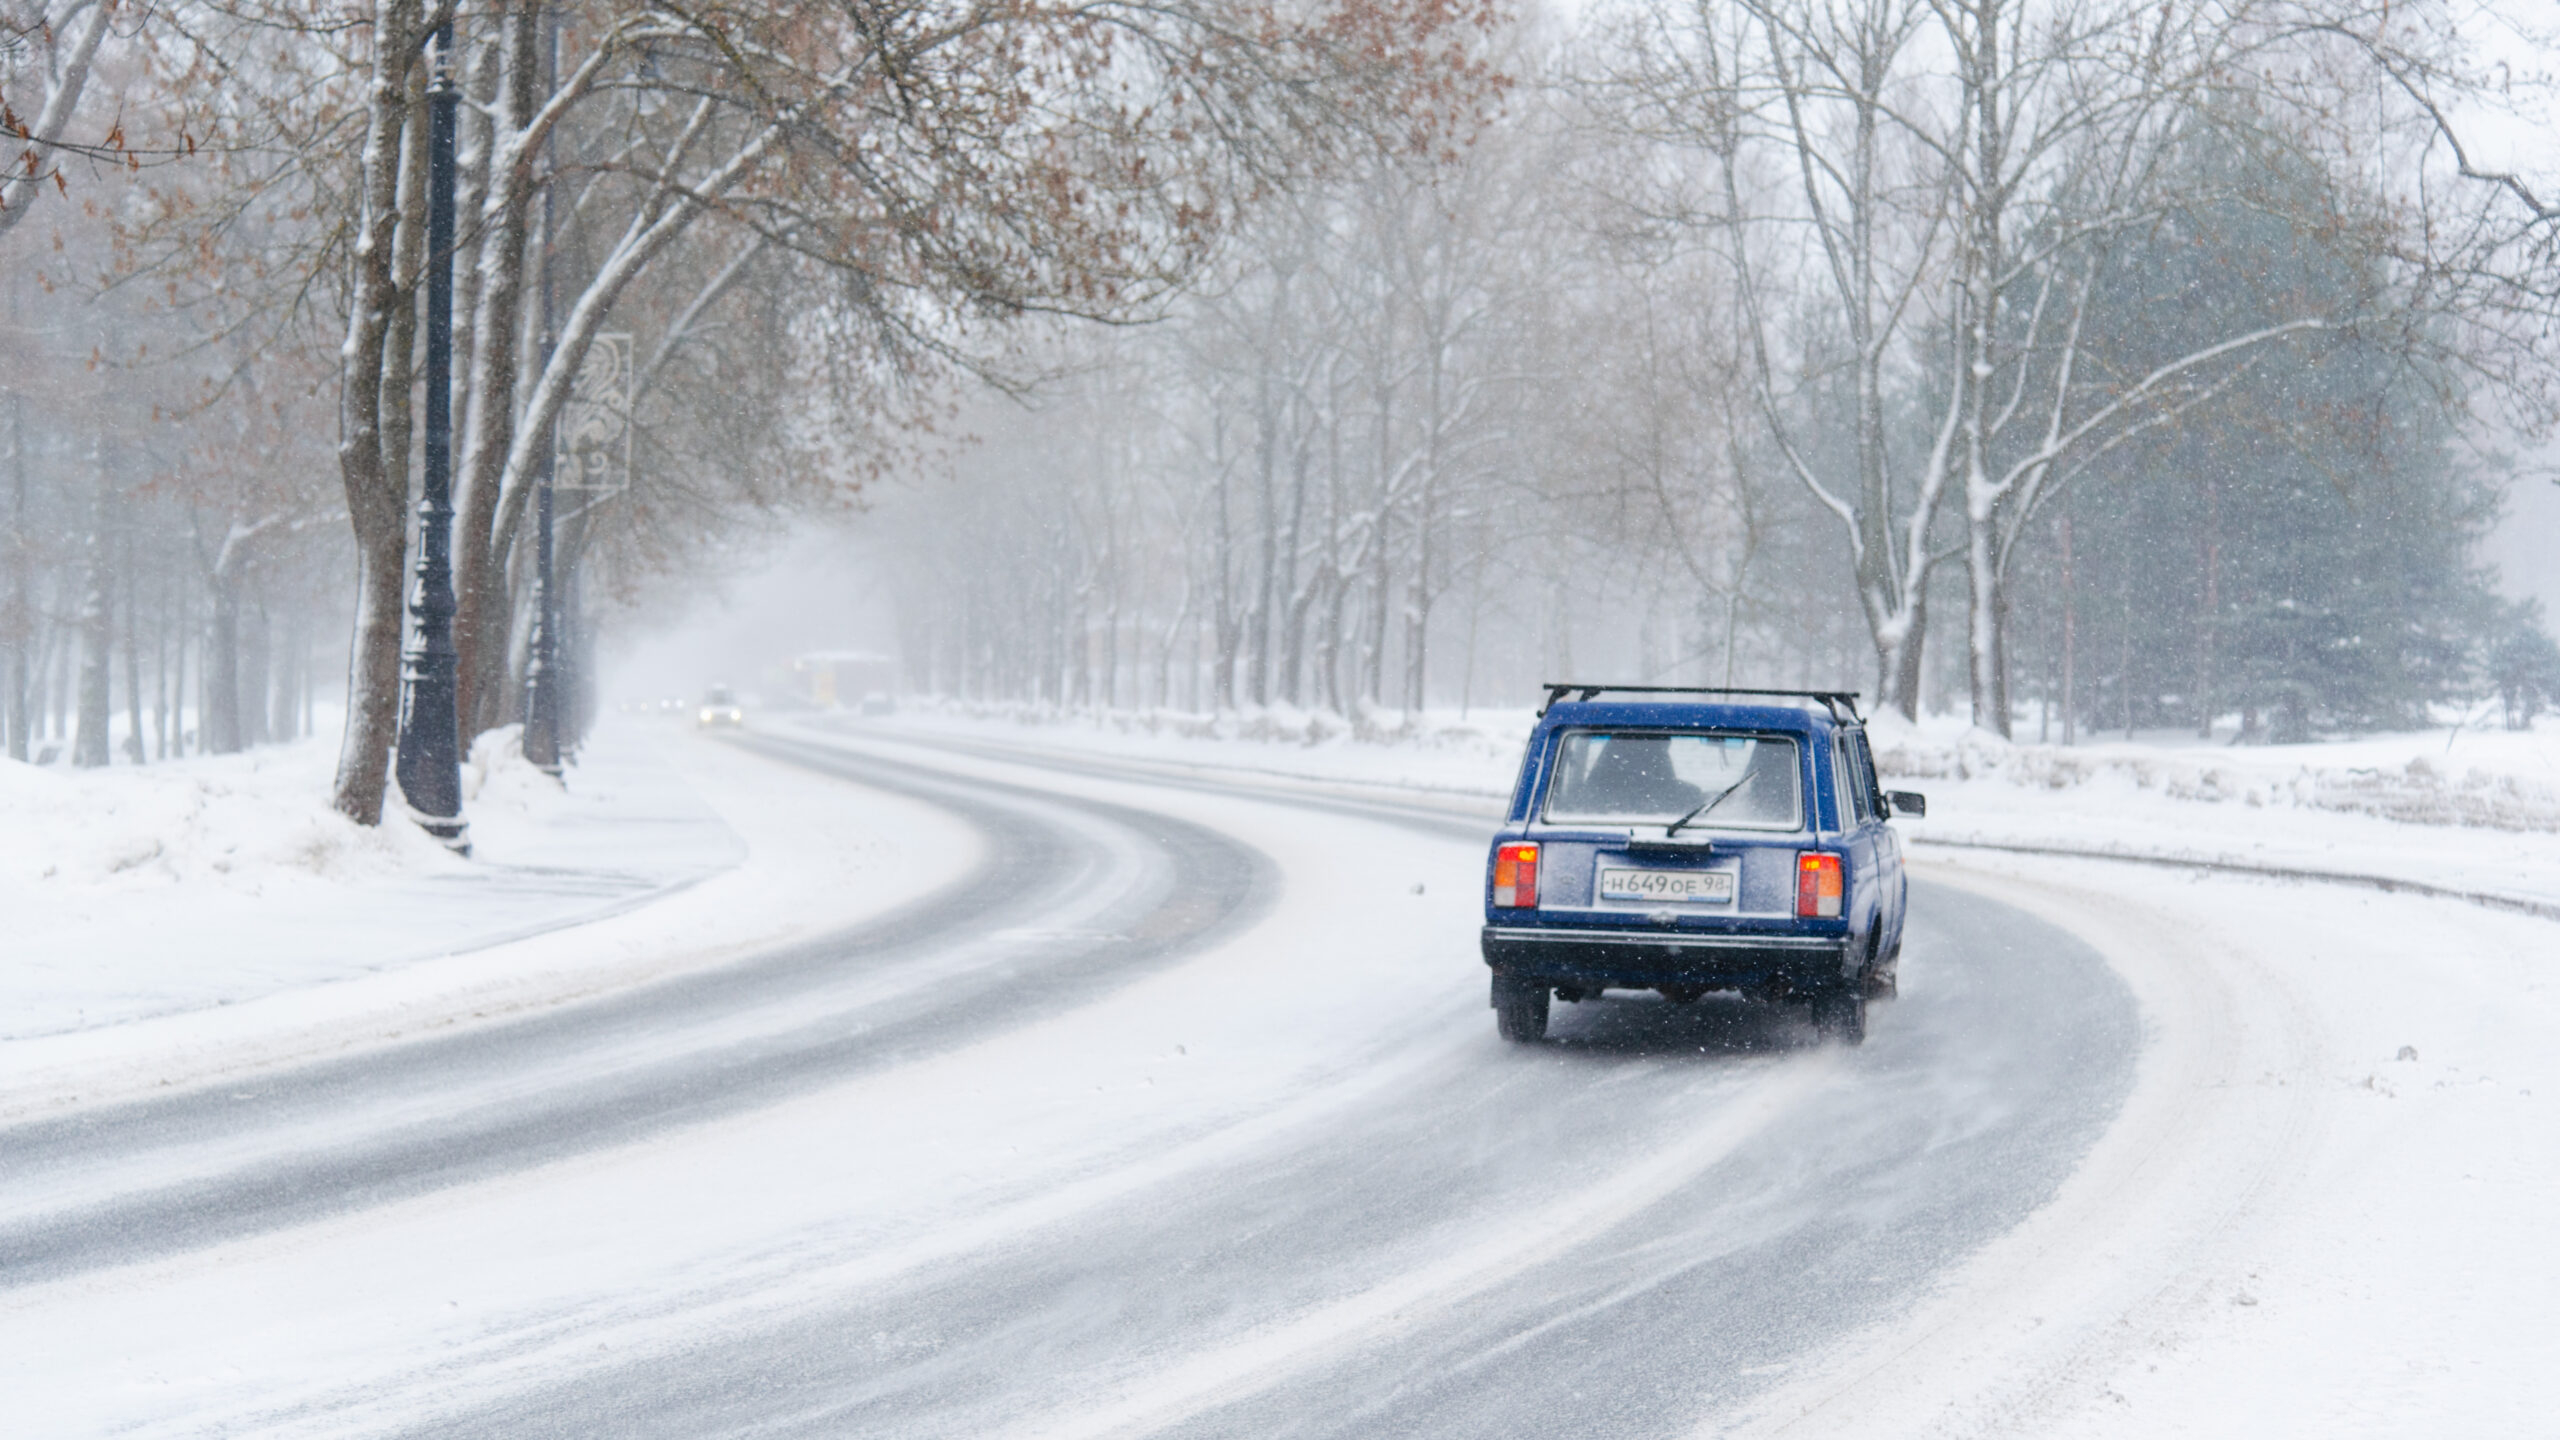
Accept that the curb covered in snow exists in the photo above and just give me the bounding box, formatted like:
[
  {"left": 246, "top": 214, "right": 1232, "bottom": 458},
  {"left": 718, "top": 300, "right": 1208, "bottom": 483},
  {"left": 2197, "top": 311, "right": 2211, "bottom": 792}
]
[{"left": 1907, "top": 835, "right": 2560, "bottom": 924}]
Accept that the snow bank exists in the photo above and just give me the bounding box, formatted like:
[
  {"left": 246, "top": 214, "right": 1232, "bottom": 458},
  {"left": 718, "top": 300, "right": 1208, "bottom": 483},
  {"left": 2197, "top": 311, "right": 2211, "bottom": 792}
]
[
  {"left": 0, "top": 737, "right": 464, "bottom": 892},
  {"left": 0, "top": 721, "right": 605, "bottom": 902},
  {"left": 0, "top": 721, "right": 743, "bottom": 1047},
  {"left": 1867, "top": 711, "right": 2560, "bottom": 832},
  {"left": 0, "top": 722, "right": 979, "bottom": 1118},
  {"left": 1851, "top": 714, "right": 2560, "bottom": 912},
  {"left": 877, "top": 697, "right": 1534, "bottom": 798}
]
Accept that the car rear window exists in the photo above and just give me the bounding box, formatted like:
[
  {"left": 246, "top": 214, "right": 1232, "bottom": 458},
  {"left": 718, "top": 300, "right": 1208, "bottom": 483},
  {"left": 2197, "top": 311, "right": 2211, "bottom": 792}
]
[{"left": 1542, "top": 732, "right": 1803, "bottom": 830}]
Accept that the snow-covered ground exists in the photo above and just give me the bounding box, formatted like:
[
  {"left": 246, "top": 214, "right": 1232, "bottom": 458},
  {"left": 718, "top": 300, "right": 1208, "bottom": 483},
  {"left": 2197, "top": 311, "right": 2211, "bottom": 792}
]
[
  {"left": 1871, "top": 714, "right": 2560, "bottom": 915},
  {"left": 6, "top": 699, "right": 2554, "bottom": 1435},
  {"left": 833, "top": 703, "right": 2560, "bottom": 1436},
  {"left": 2, "top": 724, "right": 736, "bottom": 1040},
  {"left": 1736, "top": 854, "right": 2558, "bottom": 1439},
  {"left": 0, "top": 720, "right": 978, "bottom": 1120},
  {"left": 0, "top": 729, "right": 1505, "bottom": 1438}
]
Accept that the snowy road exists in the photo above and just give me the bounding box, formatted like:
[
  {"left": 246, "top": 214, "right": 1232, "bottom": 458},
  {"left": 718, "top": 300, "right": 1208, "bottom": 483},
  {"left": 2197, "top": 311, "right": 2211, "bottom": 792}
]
[
  {"left": 0, "top": 729, "right": 2141, "bottom": 1438},
  {"left": 0, "top": 737, "right": 1262, "bottom": 1286}
]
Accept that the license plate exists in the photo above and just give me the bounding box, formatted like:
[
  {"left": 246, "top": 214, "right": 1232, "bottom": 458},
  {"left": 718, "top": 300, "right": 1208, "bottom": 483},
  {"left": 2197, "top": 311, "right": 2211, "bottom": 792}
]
[{"left": 1597, "top": 867, "right": 1735, "bottom": 904}]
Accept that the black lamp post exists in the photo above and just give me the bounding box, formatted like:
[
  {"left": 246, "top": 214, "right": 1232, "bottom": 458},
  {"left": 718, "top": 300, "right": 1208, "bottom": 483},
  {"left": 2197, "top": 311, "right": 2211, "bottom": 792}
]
[{"left": 394, "top": 22, "right": 470, "bottom": 852}]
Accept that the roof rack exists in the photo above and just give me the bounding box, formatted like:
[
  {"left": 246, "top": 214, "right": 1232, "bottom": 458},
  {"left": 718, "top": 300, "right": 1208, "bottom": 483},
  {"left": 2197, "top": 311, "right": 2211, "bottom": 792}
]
[{"left": 1539, "top": 683, "right": 1863, "bottom": 723}]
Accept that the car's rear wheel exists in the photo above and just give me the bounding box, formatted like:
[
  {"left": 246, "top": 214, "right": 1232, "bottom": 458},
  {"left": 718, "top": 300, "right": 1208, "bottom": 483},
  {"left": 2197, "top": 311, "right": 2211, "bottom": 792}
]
[
  {"left": 1493, "top": 980, "right": 1550, "bottom": 1043},
  {"left": 1861, "top": 935, "right": 1897, "bottom": 999},
  {"left": 1810, "top": 988, "right": 1867, "bottom": 1046}
]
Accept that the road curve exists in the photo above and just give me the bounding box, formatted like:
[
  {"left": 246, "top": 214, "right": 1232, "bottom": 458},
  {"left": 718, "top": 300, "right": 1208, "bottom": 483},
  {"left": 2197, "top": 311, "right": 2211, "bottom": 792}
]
[
  {"left": 0, "top": 730, "right": 2140, "bottom": 1440},
  {"left": 412, "top": 728, "right": 2144, "bottom": 1440},
  {"left": 0, "top": 736, "right": 1267, "bottom": 1287}
]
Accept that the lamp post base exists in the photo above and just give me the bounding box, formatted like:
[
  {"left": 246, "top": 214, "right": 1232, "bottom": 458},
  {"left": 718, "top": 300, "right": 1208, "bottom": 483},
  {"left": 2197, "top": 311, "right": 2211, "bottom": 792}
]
[{"left": 401, "top": 802, "right": 472, "bottom": 856}]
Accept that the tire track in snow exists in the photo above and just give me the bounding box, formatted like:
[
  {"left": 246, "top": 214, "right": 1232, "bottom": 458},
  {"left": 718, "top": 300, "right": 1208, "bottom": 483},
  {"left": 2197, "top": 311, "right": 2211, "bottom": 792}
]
[
  {"left": 1719, "top": 858, "right": 2333, "bottom": 1440},
  {"left": 386, "top": 742, "right": 2138, "bottom": 1440},
  {"left": 994, "top": 1052, "right": 1840, "bottom": 1440},
  {"left": 0, "top": 740, "right": 1269, "bottom": 1287},
  {"left": 2, "top": 732, "right": 2144, "bottom": 1440}
]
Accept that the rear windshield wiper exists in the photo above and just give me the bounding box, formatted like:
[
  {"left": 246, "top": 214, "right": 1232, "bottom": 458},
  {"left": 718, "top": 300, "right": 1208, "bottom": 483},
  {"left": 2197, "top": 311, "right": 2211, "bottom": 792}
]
[{"left": 1664, "top": 774, "right": 1753, "bottom": 837}]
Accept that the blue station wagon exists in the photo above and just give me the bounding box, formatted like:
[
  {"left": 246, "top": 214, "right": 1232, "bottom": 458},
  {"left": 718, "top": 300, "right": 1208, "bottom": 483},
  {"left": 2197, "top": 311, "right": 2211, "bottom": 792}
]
[{"left": 1482, "top": 686, "right": 1926, "bottom": 1045}]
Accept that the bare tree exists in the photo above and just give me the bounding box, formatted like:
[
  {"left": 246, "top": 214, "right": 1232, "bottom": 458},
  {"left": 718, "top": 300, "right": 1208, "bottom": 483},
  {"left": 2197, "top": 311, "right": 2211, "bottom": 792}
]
[
  {"left": 325, "top": 0, "right": 423, "bottom": 820},
  {"left": 435, "top": 0, "right": 1504, "bottom": 738},
  {"left": 0, "top": 0, "right": 117, "bottom": 243},
  {"left": 1591, "top": 0, "right": 2551, "bottom": 729}
]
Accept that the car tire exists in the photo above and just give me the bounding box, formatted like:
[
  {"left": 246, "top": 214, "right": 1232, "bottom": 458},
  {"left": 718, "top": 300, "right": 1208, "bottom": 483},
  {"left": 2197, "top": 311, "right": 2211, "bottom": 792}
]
[
  {"left": 1810, "top": 988, "right": 1866, "bottom": 1046},
  {"left": 1856, "top": 931, "right": 1896, "bottom": 999},
  {"left": 1494, "top": 982, "right": 1550, "bottom": 1043}
]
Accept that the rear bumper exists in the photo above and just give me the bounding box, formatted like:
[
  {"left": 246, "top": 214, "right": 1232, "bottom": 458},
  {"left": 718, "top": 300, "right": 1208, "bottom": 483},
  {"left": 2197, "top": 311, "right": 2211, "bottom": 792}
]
[{"left": 1482, "top": 924, "right": 1851, "bottom": 992}]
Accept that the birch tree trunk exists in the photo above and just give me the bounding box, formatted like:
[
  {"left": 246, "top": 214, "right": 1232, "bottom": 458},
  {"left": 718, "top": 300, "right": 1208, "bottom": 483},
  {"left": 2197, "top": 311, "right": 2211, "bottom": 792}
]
[
  {"left": 329, "top": 0, "right": 419, "bottom": 824},
  {"left": 267, "top": 609, "right": 295, "bottom": 743},
  {"left": 4, "top": 390, "right": 28, "bottom": 761},
  {"left": 452, "top": 0, "right": 543, "bottom": 736},
  {"left": 122, "top": 531, "right": 145, "bottom": 761},
  {"left": 383, "top": 55, "right": 430, "bottom": 513},
  {"left": 1212, "top": 440, "right": 1239, "bottom": 708},
  {"left": 71, "top": 467, "right": 111, "bottom": 767},
  {"left": 240, "top": 596, "right": 272, "bottom": 746},
  {"left": 203, "top": 555, "right": 243, "bottom": 754}
]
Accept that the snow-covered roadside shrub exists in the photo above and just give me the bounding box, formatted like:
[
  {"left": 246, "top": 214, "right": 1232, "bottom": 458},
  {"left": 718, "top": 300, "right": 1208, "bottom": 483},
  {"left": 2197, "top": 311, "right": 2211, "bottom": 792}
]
[{"left": 2308, "top": 759, "right": 2560, "bottom": 832}]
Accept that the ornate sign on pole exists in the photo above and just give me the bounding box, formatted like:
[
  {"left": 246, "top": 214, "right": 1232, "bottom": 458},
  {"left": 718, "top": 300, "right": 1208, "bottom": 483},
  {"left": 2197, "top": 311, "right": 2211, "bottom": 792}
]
[{"left": 556, "top": 332, "right": 634, "bottom": 496}]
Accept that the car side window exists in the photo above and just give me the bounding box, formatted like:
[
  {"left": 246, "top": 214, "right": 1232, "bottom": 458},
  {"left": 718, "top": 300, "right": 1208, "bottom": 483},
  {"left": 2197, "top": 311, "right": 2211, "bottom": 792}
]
[
  {"left": 1828, "top": 742, "right": 1846, "bottom": 827},
  {"left": 1849, "top": 737, "right": 1875, "bottom": 824},
  {"left": 1833, "top": 737, "right": 1871, "bottom": 826},
  {"left": 1850, "top": 730, "right": 1884, "bottom": 819}
]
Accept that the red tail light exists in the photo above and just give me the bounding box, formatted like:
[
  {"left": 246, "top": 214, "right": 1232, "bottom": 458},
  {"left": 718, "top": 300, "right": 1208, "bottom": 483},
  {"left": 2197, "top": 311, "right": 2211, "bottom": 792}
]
[
  {"left": 1796, "top": 852, "right": 1843, "bottom": 918},
  {"left": 1493, "top": 842, "right": 1540, "bottom": 908}
]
